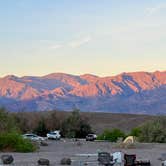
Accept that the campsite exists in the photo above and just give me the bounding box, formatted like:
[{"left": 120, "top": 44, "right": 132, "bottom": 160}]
[
  {"left": 1, "top": 108, "right": 166, "bottom": 165},
  {"left": 0, "top": 138, "right": 166, "bottom": 166},
  {"left": 0, "top": 0, "right": 166, "bottom": 165}
]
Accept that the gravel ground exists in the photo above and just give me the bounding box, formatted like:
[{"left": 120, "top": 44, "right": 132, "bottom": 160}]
[{"left": 0, "top": 139, "right": 166, "bottom": 166}]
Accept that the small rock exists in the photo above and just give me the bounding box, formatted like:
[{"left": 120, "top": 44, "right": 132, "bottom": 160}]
[
  {"left": 40, "top": 141, "right": 48, "bottom": 146},
  {"left": 38, "top": 158, "right": 50, "bottom": 165},
  {"left": 60, "top": 158, "right": 71, "bottom": 165},
  {"left": 1, "top": 155, "right": 14, "bottom": 164},
  {"left": 77, "top": 141, "right": 82, "bottom": 146}
]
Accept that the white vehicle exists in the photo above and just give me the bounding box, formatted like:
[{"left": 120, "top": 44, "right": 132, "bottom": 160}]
[
  {"left": 93, "top": 134, "right": 97, "bottom": 139},
  {"left": 86, "top": 134, "right": 97, "bottom": 141},
  {"left": 22, "top": 133, "right": 45, "bottom": 141},
  {"left": 47, "top": 130, "right": 61, "bottom": 140},
  {"left": 161, "top": 160, "right": 166, "bottom": 166}
]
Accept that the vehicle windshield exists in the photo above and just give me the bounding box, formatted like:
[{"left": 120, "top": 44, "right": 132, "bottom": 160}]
[
  {"left": 49, "top": 132, "right": 57, "bottom": 135},
  {"left": 26, "top": 134, "right": 37, "bottom": 137}
]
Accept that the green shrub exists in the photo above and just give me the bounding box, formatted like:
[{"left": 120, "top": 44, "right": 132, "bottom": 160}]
[
  {"left": 33, "top": 119, "right": 49, "bottom": 137},
  {"left": 61, "top": 109, "right": 92, "bottom": 138},
  {"left": 97, "top": 129, "right": 125, "bottom": 142},
  {"left": 0, "top": 108, "right": 36, "bottom": 152},
  {"left": 0, "top": 108, "right": 18, "bottom": 133},
  {"left": 138, "top": 117, "right": 166, "bottom": 143},
  {"left": 130, "top": 127, "right": 142, "bottom": 137},
  {"left": 0, "top": 132, "right": 36, "bottom": 152}
]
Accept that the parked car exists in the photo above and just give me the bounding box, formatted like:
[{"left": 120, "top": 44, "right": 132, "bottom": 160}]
[
  {"left": 93, "top": 134, "right": 97, "bottom": 139},
  {"left": 47, "top": 131, "right": 61, "bottom": 140},
  {"left": 22, "top": 133, "right": 45, "bottom": 141},
  {"left": 86, "top": 134, "right": 97, "bottom": 141}
]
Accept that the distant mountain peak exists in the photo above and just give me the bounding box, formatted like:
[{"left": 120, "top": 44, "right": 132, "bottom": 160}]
[
  {"left": 80, "top": 74, "right": 99, "bottom": 80},
  {"left": 0, "top": 71, "right": 165, "bottom": 114},
  {"left": 43, "top": 73, "right": 75, "bottom": 79},
  {"left": 2, "top": 75, "right": 18, "bottom": 80},
  {"left": 81, "top": 73, "right": 98, "bottom": 77}
]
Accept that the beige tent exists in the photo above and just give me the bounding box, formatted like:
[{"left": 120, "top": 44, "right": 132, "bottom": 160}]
[{"left": 123, "top": 136, "right": 136, "bottom": 144}]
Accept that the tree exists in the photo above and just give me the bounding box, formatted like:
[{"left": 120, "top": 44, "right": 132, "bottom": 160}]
[
  {"left": 97, "top": 128, "right": 125, "bottom": 142},
  {"left": 45, "top": 111, "right": 61, "bottom": 131},
  {"left": 61, "top": 109, "right": 92, "bottom": 138},
  {"left": 77, "top": 119, "right": 92, "bottom": 138},
  {"left": 139, "top": 117, "right": 166, "bottom": 143},
  {"left": 0, "top": 108, "right": 36, "bottom": 152},
  {"left": 13, "top": 112, "right": 30, "bottom": 133},
  {"left": 33, "top": 118, "right": 49, "bottom": 137},
  {"left": 0, "top": 108, "right": 18, "bottom": 133}
]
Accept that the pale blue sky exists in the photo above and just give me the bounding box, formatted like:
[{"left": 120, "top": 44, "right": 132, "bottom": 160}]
[{"left": 0, "top": 0, "right": 165, "bottom": 77}]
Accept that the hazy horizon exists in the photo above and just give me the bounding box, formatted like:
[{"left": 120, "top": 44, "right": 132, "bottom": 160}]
[
  {"left": 0, "top": 0, "right": 166, "bottom": 77},
  {"left": 0, "top": 70, "right": 165, "bottom": 78}
]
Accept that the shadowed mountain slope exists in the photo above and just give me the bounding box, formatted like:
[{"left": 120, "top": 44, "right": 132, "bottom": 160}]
[{"left": 0, "top": 71, "right": 165, "bottom": 114}]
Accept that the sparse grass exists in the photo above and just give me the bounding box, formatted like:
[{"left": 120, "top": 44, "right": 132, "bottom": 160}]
[{"left": 97, "top": 128, "right": 126, "bottom": 142}]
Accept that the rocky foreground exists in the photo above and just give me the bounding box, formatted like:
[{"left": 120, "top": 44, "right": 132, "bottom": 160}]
[{"left": 1, "top": 139, "right": 165, "bottom": 166}]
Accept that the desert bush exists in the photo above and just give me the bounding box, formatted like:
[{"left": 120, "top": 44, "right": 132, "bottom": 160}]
[
  {"left": 33, "top": 118, "right": 49, "bottom": 137},
  {"left": 138, "top": 117, "right": 166, "bottom": 143},
  {"left": 61, "top": 109, "right": 92, "bottom": 138},
  {"left": 97, "top": 128, "right": 125, "bottom": 142},
  {"left": 13, "top": 112, "right": 31, "bottom": 133},
  {"left": 0, "top": 108, "right": 36, "bottom": 152},
  {"left": 0, "top": 108, "right": 18, "bottom": 133},
  {"left": 0, "top": 131, "right": 36, "bottom": 152},
  {"left": 130, "top": 127, "right": 142, "bottom": 137},
  {"left": 14, "top": 111, "right": 44, "bottom": 133},
  {"left": 14, "top": 111, "right": 62, "bottom": 134},
  {"left": 77, "top": 120, "right": 92, "bottom": 138},
  {"left": 45, "top": 111, "right": 61, "bottom": 131}
]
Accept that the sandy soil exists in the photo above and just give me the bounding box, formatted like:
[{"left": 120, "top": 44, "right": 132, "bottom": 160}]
[{"left": 0, "top": 139, "right": 166, "bottom": 166}]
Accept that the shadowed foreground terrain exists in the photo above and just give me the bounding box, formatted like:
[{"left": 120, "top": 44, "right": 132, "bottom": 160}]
[{"left": 1, "top": 139, "right": 165, "bottom": 166}]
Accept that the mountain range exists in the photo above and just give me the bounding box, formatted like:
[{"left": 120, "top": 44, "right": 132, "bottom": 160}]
[{"left": 0, "top": 71, "right": 165, "bottom": 114}]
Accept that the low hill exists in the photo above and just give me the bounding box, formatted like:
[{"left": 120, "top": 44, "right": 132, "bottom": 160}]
[
  {"left": 16, "top": 111, "right": 156, "bottom": 134},
  {"left": 84, "top": 112, "right": 156, "bottom": 133}
]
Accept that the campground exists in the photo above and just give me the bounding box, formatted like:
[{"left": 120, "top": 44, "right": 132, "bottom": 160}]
[{"left": 1, "top": 139, "right": 166, "bottom": 166}]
